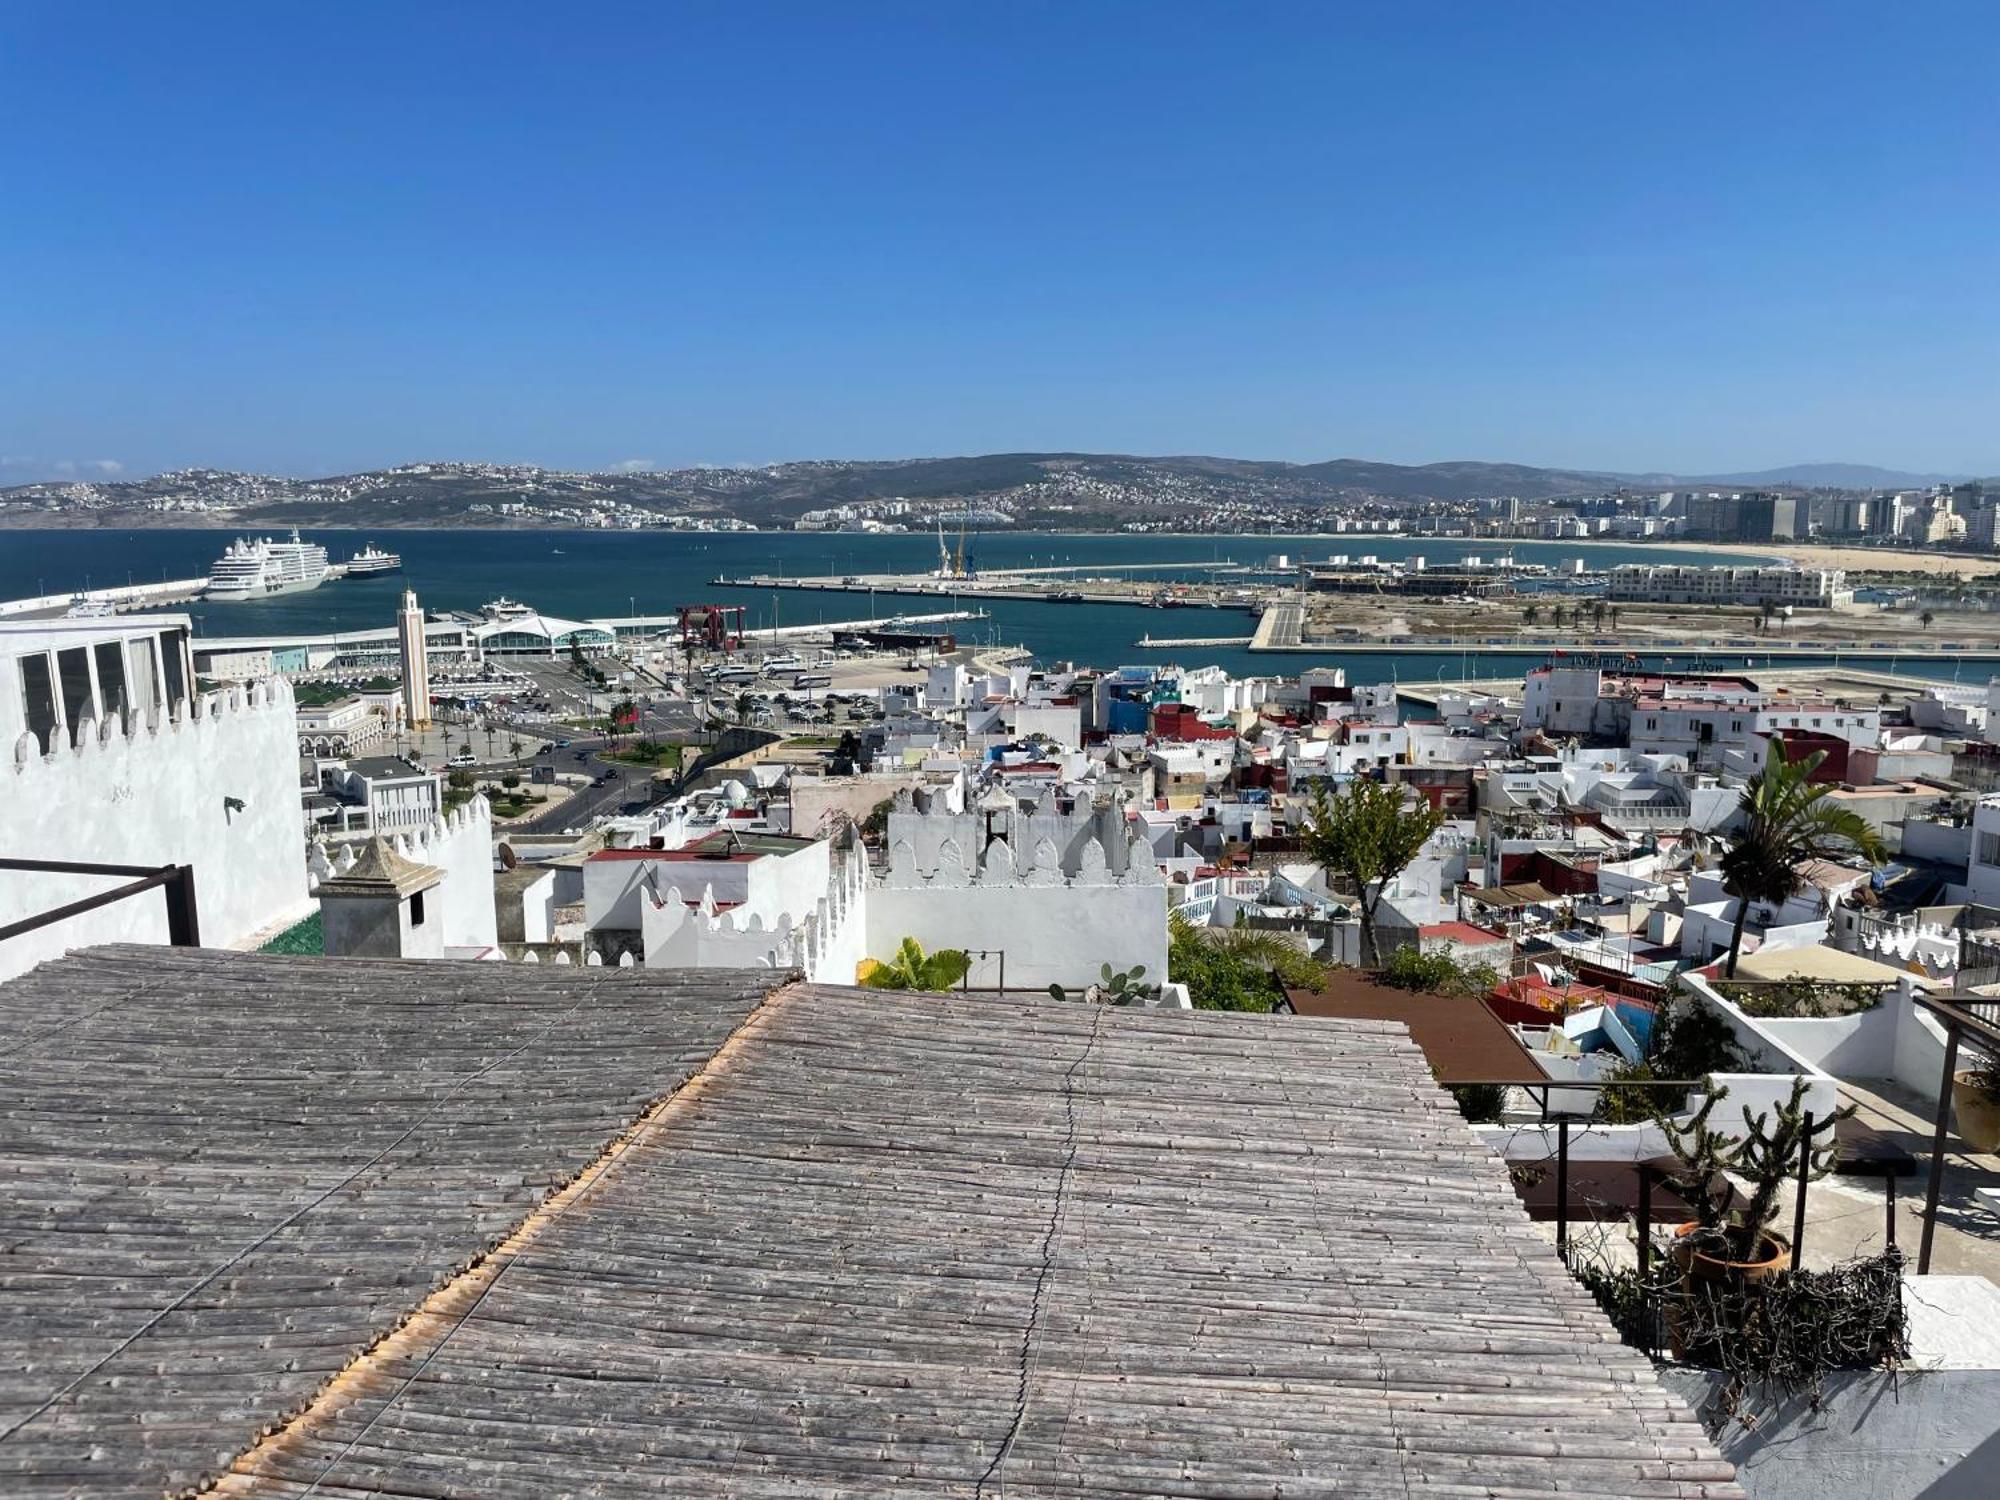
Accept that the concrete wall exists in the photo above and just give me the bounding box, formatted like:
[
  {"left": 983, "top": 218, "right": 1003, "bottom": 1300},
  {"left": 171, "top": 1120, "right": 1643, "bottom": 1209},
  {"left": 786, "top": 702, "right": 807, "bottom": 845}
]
[
  {"left": 322, "top": 889, "right": 444, "bottom": 959},
  {"left": 1658, "top": 1368, "right": 2000, "bottom": 1500},
  {"left": 864, "top": 880, "right": 1168, "bottom": 992},
  {"left": 2, "top": 678, "right": 311, "bottom": 982}
]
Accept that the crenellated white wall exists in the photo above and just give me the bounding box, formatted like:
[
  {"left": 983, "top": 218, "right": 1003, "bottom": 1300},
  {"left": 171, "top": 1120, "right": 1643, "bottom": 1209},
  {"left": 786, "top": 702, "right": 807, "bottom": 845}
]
[
  {"left": 2, "top": 679, "right": 311, "bottom": 981},
  {"left": 637, "top": 834, "right": 867, "bottom": 982}
]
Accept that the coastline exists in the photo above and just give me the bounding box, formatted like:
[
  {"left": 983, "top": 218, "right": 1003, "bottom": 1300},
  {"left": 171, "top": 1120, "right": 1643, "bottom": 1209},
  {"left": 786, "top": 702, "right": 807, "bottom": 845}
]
[{"left": 2, "top": 515, "right": 1995, "bottom": 577}]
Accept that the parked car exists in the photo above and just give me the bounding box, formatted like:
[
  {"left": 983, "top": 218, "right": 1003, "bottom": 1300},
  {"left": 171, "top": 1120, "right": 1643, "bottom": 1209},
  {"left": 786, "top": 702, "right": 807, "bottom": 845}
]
[{"left": 448, "top": 752, "right": 476, "bottom": 767}]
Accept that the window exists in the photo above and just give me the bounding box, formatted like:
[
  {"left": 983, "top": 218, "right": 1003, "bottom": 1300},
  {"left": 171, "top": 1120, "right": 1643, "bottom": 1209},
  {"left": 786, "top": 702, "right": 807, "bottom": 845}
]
[
  {"left": 160, "top": 631, "right": 188, "bottom": 714},
  {"left": 409, "top": 890, "right": 427, "bottom": 926},
  {"left": 93, "top": 641, "right": 128, "bottom": 724},
  {"left": 1980, "top": 831, "right": 2000, "bottom": 868},
  {"left": 127, "top": 635, "right": 158, "bottom": 723},
  {"left": 18, "top": 653, "right": 58, "bottom": 752},
  {"left": 56, "top": 647, "right": 92, "bottom": 745}
]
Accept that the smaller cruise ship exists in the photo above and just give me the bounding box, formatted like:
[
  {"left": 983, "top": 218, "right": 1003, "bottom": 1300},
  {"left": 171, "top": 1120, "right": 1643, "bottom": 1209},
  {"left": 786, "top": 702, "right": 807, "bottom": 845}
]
[
  {"left": 345, "top": 542, "right": 402, "bottom": 577},
  {"left": 206, "top": 530, "right": 330, "bottom": 601}
]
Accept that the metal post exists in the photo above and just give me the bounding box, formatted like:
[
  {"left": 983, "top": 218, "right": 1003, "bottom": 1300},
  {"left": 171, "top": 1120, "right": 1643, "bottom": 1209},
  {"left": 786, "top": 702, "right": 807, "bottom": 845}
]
[
  {"left": 1886, "top": 1172, "right": 1898, "bottom": 1252},
  {"left": 163, "top": 866, "right": 201, "bottom": 948},
  {"left": 1919, "top": 1024, "right": 1961, "bottom": 1275},
  {"left": 998, "top": 950, "right": 1005, "bottom": 1000},
  {"left": 1792, "top": 1112, "right": 1812, "bottom": 1265},
  {"left": 1555, "top": 1118, "right": 1570, "bottom": 1262},
  {"left": 1636, "top": 1164, "right": 1653, "bottom": 1277}
]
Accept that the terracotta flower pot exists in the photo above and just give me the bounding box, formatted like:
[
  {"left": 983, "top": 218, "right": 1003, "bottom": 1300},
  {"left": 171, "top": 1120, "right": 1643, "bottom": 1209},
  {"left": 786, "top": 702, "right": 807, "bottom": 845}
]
[
  {"left": 1666, "top": 1224, "right": 1792, "bottom": 1362},
  {"left": 1671, "top": 1222, "right": 1792, "bottom": 1285},
  {"left": 1952, "top": 1072, "right": 2000, "bottom": 1155}
]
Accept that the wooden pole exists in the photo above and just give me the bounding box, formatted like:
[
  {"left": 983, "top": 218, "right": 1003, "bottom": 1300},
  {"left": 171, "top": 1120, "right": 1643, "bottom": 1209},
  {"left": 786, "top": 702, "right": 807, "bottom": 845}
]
[
  {"left": 1556, "top": 1117, "right": 1570, "bottom": 1263},
  {"left": 1636, "top": 1164, "right": 1653, "bottom": 1277},
  {"left": 1920, "top": 1025, "right": 1961, "bottom": 1275}
]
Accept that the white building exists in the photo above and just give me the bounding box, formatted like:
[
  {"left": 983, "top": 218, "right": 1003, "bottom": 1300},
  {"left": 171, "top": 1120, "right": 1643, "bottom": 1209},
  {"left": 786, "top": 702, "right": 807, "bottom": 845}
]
[
  {"left": 296, "top": 695, "right": 389, "bottom": 757},
  {"left": 326, "top": 755, "right": 444, "bottom": 834},
  {"left": 2, "top": 616, "right": 311, "bottom": 981},
  {"left": 1606, "top": 565, "right": 1851, "bottom": 609}
]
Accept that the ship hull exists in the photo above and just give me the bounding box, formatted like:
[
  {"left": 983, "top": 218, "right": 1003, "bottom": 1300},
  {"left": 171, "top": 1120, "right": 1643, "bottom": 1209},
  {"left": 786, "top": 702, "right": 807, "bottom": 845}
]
[{"left": 207, "top": 575, "right": 326, "bottom": 601}]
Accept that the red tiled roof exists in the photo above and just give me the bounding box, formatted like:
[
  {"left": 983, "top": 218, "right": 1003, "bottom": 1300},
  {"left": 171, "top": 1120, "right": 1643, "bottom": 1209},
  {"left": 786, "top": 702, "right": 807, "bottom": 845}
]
[{"left": 1418, "top": 921, "right": 1508, "bottom": 946}]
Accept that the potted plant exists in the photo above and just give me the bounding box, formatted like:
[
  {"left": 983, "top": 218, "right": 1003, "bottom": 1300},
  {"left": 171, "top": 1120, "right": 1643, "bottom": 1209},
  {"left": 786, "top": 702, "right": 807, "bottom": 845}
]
[
  {"left": 1951, "top": 1056, "right": 2000, "bottom": 1154},
  {"left": 1661, "top": 1078, "right": 1851, "bottom": 1286}
]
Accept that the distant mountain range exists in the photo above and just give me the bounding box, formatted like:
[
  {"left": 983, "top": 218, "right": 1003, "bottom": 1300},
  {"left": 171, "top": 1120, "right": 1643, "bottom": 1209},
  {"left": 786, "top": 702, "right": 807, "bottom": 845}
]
[{"left": 0, "top": 454, "right": 1978, "bottom": 530}]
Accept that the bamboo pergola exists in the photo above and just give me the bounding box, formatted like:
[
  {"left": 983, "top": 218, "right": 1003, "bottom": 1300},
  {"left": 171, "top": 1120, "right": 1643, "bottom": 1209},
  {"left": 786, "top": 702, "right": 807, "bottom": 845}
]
[
  {"left": 0, "top": 946, "right": 779, "bottom": 1500},
  {"left": 236, "top": 982, "right": 1731, "bottom": 1497},
  {"left": 2, "top": 950, "right": 1741, "bottom": 1497}
]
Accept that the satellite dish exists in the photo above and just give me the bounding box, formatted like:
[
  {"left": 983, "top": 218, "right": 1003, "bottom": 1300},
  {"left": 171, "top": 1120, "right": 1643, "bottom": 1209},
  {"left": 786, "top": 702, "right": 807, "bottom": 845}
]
[{"left": 498, "top": 842, "right": 518, "bottom": 870}]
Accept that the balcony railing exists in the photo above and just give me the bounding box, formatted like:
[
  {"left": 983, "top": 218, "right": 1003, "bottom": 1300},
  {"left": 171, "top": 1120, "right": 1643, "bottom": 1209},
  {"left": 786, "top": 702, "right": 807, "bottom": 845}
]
[{"left": 0, "top": 858, "right": 201, "bottom": 949}]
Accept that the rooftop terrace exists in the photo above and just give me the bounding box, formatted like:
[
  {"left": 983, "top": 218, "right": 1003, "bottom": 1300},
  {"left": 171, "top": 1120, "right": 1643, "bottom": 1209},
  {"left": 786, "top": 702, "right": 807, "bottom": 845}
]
[{"left": 2, "top": 949, "right": 1741, "bottom": 1498}]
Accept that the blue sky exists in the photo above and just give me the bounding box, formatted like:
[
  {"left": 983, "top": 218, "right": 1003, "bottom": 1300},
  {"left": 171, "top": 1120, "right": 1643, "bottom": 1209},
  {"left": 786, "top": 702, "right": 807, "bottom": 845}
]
[{"left": 2, "top": 2, "right": 1995, "bottom": 481}]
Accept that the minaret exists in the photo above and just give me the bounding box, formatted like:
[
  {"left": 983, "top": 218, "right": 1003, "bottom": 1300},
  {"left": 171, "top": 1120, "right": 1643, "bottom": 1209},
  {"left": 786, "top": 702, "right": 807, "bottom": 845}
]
[{"left": 397, "top": 588, "right": 432, "bottom": 730}]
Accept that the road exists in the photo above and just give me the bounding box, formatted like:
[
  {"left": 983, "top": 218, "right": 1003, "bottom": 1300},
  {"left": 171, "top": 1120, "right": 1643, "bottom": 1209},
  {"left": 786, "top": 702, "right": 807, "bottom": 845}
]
[{"left": 507, "top": 738, "right": 674, "bottom": 835}]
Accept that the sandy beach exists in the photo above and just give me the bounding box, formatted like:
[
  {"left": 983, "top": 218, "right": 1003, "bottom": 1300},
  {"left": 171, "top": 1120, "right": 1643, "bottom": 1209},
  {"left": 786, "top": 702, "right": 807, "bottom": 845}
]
[{"left": 1564, "top": 535, "right": 2000, "bottom": 578}]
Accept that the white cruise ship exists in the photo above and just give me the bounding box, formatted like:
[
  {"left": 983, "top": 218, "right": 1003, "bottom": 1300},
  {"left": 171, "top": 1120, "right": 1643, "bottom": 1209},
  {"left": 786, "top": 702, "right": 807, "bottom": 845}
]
[
  {"left": 345, "top": 542, "right": 402, "bottom": 577},
  {"left": 205, "top": 530, "right": 330, "bottom": 600}
]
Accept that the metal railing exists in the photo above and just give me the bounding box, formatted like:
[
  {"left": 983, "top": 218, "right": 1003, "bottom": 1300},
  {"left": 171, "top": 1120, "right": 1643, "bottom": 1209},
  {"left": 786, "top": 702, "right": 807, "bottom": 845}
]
[{"left": 0, "top": 857, "right": 201, "bottom": 949}]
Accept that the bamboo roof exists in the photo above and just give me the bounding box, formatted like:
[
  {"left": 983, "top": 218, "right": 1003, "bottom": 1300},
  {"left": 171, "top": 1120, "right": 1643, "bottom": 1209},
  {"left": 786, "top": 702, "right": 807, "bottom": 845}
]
[
  {"left": 0, "top": 946, "right": 779, "bottom": 1500},
  {"left": 204, "top": 982, "right": 1739, "bottom": 1498}
]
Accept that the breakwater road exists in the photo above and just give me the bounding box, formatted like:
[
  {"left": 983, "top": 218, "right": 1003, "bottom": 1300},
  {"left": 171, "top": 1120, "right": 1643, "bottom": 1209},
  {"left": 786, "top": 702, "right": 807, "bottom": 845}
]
[{"left": 1250, "top": 601, "right": 1305, "bottom": 650}]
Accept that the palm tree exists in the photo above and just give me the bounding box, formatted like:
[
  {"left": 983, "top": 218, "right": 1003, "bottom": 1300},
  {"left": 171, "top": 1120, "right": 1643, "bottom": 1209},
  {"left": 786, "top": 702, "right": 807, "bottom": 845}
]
[
  {"left": 1609, "top": 605, "right": 1621, "bottom": 630},
  {"left": 1719, "top": 741, "right": 1887, "bottom": 976},
  {"left": 1591, "top": 601, "right": 1608, "bottom": 631},
  {"left": 1920, "top": 608, "right": 1936, "bottom": 630},
  {"left": 1523, "top": 603, "right": 1541, "bottom": 628}
]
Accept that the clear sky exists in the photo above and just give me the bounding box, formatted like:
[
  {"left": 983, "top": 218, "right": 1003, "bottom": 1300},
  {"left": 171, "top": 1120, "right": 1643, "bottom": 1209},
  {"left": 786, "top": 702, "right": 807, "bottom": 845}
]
[{"left": 3, "top": 2, "right": 1995, "bottom": 482}]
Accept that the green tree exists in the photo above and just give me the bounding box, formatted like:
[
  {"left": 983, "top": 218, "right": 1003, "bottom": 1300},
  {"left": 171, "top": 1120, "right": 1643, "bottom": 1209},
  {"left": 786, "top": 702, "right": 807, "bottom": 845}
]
[
  {"left": 1297, "top": 778, "right": 1446, "bottom": 967},
  {"left": 1719, "top": 741, "right": 1887, "bottom": 976},
  {"left": 1920, "top": 608, "right": 1936, "bottom": 629},
  {"left": 860, "top": 937, "right": 973, "bottom": 991},
  {"left": 1523, "top": 603, "right": 1541, "bottom": 628},
  {"left": 1591, "top": 600, "right": 1607, "bottom": 630},
  {"left": 508, "top": 737, "right": 523, "bottom": 760}
]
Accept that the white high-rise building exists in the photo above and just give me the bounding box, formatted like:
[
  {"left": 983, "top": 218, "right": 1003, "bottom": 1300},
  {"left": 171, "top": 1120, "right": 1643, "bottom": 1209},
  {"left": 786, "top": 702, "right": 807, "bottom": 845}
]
[{"left": 397, "top": 589, "right": 432, "bottom": 730}]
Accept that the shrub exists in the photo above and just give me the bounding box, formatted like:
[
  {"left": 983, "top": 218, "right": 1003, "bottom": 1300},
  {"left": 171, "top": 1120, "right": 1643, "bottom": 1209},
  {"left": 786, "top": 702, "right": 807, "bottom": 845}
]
[{"left": 1377, "top": 945, "right": 1500, "bottom": 998}]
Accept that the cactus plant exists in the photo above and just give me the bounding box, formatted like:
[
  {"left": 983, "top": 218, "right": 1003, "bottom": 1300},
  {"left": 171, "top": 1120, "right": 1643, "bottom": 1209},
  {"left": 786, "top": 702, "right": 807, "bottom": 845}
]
[
  {"left": 1048, "top": 963, "right": 1158, "bottom": 1007},
  {"left": 1661, "top": 1077, "right": 1852, "bottom": 1263}
]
